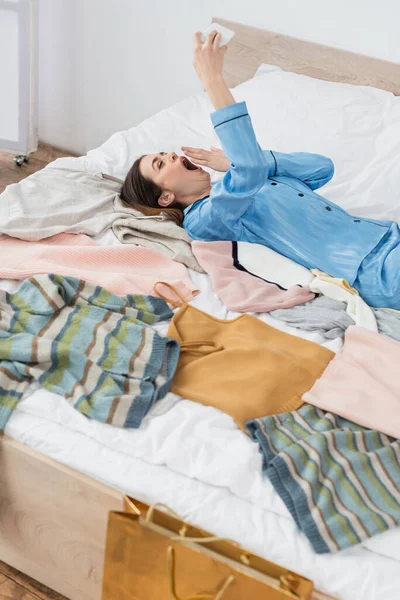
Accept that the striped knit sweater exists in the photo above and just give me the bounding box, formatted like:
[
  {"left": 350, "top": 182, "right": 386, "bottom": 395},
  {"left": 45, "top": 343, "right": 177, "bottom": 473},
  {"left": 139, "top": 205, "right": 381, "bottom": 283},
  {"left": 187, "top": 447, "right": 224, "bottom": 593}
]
[
  {"left": 0, "top": 274, "right": 180, "bottom": 430},
  {"left": 247, "top": 405, "right": 400, "bottom": 553}
]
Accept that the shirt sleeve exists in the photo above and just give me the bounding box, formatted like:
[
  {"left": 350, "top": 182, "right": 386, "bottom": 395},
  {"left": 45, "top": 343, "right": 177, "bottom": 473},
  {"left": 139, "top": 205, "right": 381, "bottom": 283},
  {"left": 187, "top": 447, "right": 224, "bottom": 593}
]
[
  {"left": 211, "top": 101, "right": 272, "bottom": 196},
  {"left": 208, "top": 101, "right": 271, "bottom": 225},
  {"left": 264, "top": 150, "right": 335, "bottom": 190}
]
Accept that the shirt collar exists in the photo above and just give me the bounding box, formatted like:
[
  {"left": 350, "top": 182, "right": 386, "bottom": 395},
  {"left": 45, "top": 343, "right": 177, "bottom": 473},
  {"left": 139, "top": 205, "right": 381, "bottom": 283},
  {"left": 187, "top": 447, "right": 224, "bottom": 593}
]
[{"left": 184, "top": 195, "right": 209, "bottom": 217}]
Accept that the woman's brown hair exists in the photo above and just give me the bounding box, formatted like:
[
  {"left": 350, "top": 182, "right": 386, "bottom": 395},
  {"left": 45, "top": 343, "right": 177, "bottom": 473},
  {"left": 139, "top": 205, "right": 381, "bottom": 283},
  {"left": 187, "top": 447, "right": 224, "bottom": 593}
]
[{"left": 120, "top": 155, "right": 184, "bottom": 226}]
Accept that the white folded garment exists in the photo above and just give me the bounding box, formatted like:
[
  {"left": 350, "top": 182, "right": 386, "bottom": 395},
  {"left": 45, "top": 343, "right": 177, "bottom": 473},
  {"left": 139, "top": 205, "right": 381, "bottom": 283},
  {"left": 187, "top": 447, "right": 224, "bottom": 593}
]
[{"left": 0, "top": 167, "right": 123, "bottom": 239}]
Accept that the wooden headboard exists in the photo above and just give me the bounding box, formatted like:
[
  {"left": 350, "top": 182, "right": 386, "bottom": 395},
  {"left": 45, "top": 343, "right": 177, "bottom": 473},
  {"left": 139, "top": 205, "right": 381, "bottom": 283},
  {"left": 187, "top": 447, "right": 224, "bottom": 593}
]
[{"left": 213, "top": 18, "right": 400, "bottom": 95}]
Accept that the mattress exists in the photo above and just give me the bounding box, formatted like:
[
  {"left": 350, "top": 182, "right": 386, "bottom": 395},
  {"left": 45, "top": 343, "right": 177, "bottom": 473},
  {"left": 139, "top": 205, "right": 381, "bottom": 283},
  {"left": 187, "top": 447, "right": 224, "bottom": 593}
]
[{"left": 2, "top": 65, "right": 400, "bottom": 600}]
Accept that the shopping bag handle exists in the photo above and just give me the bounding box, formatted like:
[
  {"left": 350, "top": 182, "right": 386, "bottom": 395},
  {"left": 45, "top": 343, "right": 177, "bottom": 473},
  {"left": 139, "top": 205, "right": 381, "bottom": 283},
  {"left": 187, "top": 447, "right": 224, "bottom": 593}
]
[
  {"left": 147, "top": 503, "right": 308, "bottom": 599},
  {"left": 145, "top": 502, "right": 250, "bottom": 567},
  {"left": 167, "top": 545, "right": 235, "bottom": 600},
  {"left": 146, "top": 504, "right": 250, "bottom": 564}
]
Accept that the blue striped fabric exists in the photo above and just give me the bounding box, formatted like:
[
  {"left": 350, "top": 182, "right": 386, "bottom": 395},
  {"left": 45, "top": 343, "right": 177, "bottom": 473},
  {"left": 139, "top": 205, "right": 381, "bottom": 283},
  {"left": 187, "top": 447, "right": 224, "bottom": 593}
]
[
  {"left": 0, "top": 274, "right": 180, "bottom": 430},
  {"left": 246, "top": 405, "right": 400, "bottom": 553}
]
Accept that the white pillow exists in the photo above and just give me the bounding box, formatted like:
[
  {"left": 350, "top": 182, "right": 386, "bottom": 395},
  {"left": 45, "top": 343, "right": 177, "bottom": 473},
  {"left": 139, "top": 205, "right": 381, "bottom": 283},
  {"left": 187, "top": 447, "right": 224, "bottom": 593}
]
[
  {"left": 51, "top": 63, "right": 400, "bottom": 222},
  {"left": 233, "top": 64, "right": 400, "bottom": 222},
  {"left": 255, "top": 64, "right": 283, "bottom": 76}
]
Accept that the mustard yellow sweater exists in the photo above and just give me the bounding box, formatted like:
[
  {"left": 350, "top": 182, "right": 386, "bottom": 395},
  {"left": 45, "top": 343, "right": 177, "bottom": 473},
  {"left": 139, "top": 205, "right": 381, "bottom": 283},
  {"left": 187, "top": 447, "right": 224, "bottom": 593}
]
[{"left": 168, "top": 304, "right": 334, "bottom": 430}]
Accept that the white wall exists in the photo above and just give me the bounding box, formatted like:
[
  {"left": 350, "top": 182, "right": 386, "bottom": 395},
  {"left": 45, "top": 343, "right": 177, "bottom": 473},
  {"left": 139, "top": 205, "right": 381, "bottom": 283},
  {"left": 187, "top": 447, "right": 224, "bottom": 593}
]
[{"left": 38, "top": 0, "right": 400, "bottom": 155}]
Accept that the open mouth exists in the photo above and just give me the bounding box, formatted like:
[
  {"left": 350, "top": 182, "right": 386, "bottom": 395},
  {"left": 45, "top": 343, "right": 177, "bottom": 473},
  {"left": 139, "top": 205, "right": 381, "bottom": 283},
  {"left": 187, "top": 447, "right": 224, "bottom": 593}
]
[{"left": 181, "top": 156, "right": 201, "bottom": 171}]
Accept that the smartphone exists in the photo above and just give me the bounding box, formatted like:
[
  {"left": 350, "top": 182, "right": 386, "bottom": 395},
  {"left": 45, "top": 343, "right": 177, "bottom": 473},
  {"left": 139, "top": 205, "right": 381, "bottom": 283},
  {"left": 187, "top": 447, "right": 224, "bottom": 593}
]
[{"left": 201, "top": 23, "right": 235, "bottom": 46}]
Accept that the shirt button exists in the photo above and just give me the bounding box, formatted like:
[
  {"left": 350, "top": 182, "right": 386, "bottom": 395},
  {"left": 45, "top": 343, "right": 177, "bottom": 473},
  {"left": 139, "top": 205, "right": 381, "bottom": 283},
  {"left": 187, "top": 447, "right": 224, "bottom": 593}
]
[
  {"left": 271, "top": 182, "right": 277, "bottom": 186},
  {"left": 298, "top": 193, "right": 304, "bottom": 197},
  {"left": 354, "top": 219, "right": 360, "bottom": 223},
  {"left": 326, "top": 206, "right": 332, "bottom": 211}
]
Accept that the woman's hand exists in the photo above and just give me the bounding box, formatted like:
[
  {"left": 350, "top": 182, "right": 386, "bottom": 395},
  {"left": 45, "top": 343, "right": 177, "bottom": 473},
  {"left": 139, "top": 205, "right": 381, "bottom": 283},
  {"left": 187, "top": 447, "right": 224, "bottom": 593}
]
[
  {"left": 193, "top": 31, "right": 227, "bottom": 88},
  {"left": 192, "top": 31, "right": 235, "bottom": 110},
  {"left": 181, "top": 146, "right": 230, "bottom": 172}
]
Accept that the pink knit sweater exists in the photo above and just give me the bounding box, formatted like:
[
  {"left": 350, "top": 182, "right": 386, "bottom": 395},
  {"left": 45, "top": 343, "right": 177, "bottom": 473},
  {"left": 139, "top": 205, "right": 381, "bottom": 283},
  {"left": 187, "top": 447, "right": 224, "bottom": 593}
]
[
  {"left": 302, "top": 326, "right": 400, "bottom": 438},
  {"left": 192, "top": 240, "right": 314, "bottom": 313},
  {"left": 0, "top": 233, "right": 198, "bottom": 304}
]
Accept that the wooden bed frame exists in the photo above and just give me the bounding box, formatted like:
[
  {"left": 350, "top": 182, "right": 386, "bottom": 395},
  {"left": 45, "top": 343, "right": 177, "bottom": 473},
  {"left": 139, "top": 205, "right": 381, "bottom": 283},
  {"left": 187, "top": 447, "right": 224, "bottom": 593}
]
[{"left": 1, "top": 18, "right": 399, "bottom": 600}]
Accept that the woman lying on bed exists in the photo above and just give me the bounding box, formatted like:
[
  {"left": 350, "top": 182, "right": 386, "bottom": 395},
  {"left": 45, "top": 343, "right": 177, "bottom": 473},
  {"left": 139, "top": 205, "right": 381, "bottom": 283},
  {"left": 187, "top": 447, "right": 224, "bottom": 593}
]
[{"left": 121, "top": 31, "right": 400, "bottom": 310}]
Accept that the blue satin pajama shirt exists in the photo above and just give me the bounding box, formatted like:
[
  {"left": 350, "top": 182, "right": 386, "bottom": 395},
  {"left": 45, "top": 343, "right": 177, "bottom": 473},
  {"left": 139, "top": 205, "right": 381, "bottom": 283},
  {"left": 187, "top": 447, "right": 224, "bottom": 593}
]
[{"left": 183, "top": 101, "right": 400, "bottom": 308}]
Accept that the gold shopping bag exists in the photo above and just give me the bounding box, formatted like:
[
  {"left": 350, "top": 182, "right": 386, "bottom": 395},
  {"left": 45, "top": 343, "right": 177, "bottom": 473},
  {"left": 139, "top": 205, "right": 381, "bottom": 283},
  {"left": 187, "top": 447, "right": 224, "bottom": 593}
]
[{"left": 102, "top": 496, "right": 314, "bottom": 600}]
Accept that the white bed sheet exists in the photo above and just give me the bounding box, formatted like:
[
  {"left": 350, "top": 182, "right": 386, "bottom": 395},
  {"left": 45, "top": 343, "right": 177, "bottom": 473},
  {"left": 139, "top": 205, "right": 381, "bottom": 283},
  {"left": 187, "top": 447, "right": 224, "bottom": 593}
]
[
  {"left": 3, "top": 266, "right": 400, "bottom": 600},
  {"left": 2, "top": 68, "right": 400, "bottom": 599}
]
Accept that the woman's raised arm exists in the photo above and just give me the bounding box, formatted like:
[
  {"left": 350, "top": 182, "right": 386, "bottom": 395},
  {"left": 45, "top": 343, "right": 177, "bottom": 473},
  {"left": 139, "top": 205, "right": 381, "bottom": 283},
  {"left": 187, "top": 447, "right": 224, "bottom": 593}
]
[
  {"left": 193, "top": 31, "right": 235, "bottom": 110},
  {"left": 189, "top": 31, "right": 268, "bottom": 228}
]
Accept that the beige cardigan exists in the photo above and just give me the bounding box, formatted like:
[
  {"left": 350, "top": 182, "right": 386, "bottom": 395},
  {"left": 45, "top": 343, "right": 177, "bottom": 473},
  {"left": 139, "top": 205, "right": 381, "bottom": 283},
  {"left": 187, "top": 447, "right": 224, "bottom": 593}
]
[{"left": 0, "top": 167, "right": 203, "bottom": 272}]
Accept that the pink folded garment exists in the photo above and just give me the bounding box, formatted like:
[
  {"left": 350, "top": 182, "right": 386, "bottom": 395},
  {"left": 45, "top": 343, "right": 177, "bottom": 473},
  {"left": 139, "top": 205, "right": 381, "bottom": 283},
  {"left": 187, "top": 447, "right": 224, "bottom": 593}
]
[
  {"left": 0, "top": 233, "right": 198, "bottom": 304},
  {"left": 302, "top": 326, "right": 400, "bottom": 439},
  {"left": 192, "top": 241, "right": 314, "bottom": 313}
]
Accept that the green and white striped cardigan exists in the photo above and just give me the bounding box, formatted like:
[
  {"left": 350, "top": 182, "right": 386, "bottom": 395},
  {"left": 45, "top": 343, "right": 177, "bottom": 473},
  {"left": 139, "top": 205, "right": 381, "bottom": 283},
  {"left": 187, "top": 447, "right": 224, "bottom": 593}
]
[
  {"left": 0, "top": 274, "right": 179, "bottom": 430},
  {"left": 247, "top": 405, "right": 400, "bottom": 553}
]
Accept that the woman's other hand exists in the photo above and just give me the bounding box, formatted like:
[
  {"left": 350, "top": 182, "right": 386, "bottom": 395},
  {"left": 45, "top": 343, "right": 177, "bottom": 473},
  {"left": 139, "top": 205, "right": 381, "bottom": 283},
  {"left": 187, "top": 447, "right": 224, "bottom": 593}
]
[
  {"left": 181, "top": 146, "right": 230, "bottom": 172},
  {"left": 193, "top": 31, "right": 227, "bottom": 87}
]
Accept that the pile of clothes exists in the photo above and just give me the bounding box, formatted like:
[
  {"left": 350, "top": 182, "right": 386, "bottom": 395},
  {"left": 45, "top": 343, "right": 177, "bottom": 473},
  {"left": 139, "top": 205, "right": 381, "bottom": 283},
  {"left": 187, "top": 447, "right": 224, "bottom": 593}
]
[{"left": 0, "top": 169, "right": 399, "bottom": 556}]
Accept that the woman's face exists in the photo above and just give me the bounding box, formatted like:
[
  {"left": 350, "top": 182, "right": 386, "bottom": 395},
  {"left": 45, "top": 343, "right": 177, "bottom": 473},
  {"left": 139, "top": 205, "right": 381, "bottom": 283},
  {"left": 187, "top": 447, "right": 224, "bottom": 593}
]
[{"left": 139, "top": 151, "right": 210, "bottom": 205}]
